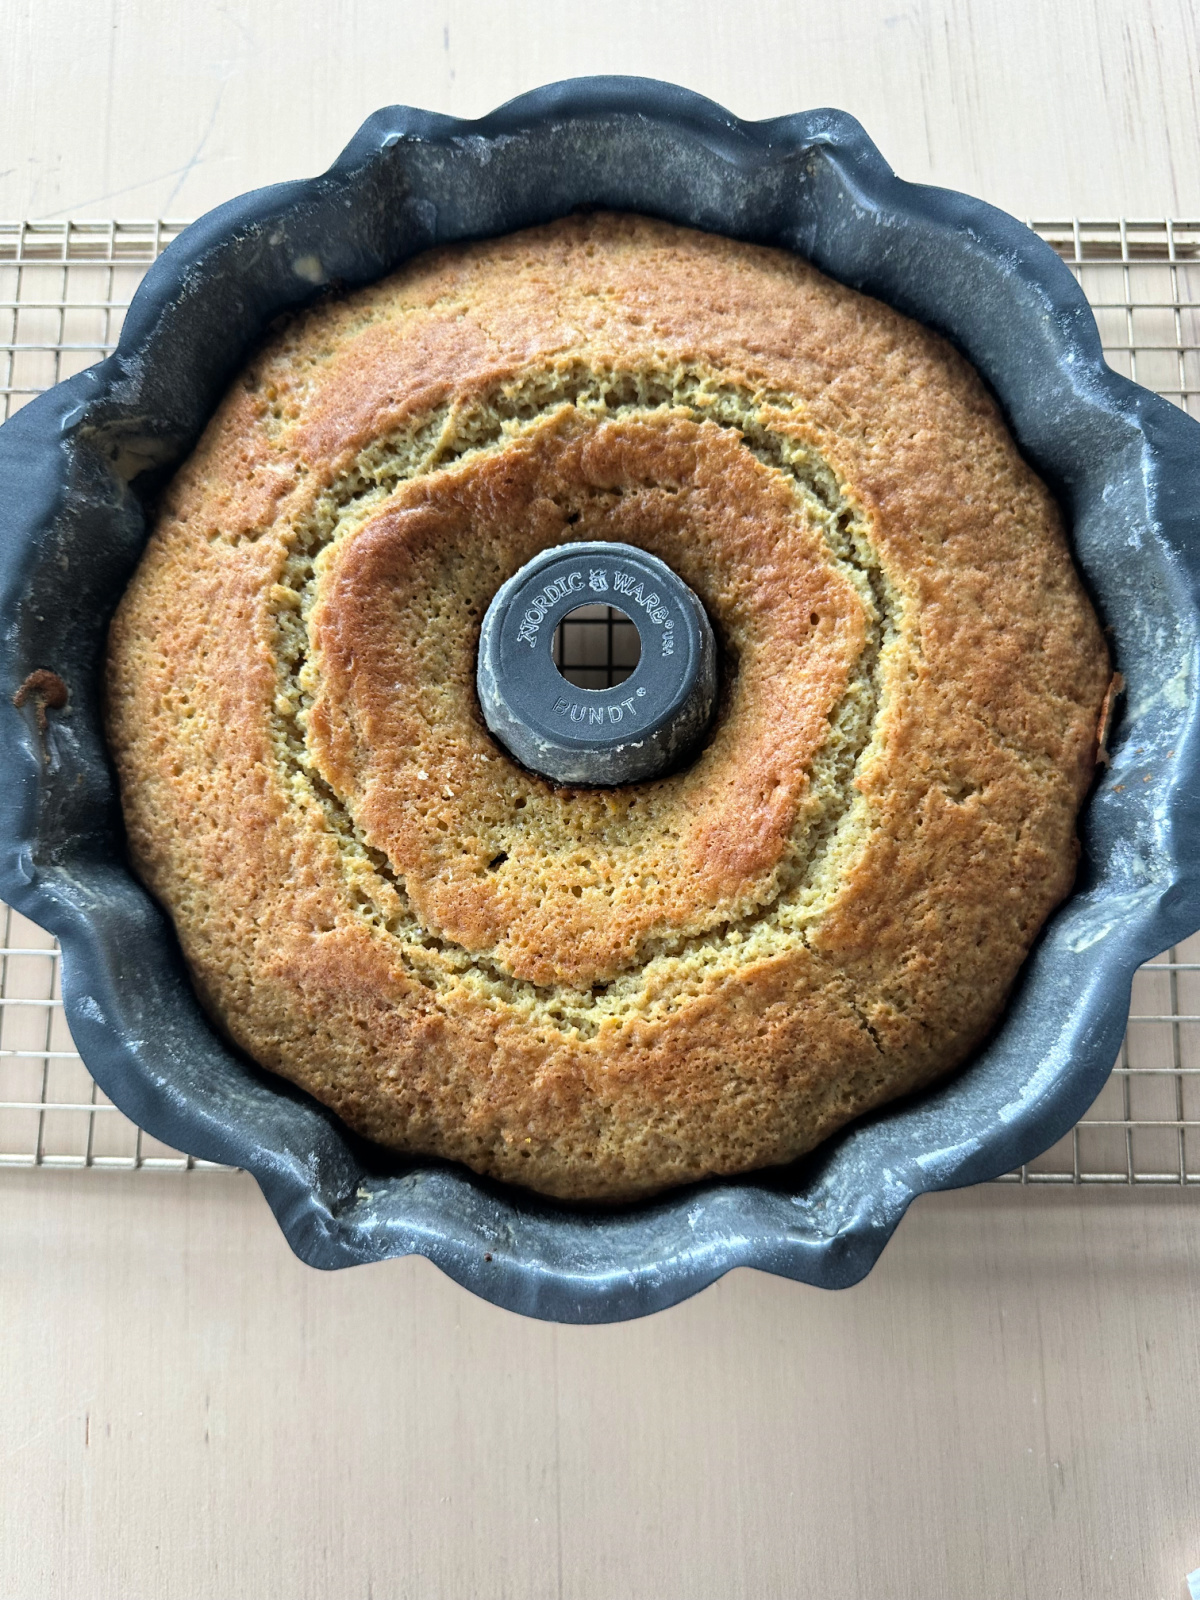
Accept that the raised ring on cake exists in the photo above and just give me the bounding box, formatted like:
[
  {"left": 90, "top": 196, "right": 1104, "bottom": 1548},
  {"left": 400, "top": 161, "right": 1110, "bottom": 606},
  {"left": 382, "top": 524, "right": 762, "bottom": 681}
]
[{"left": 283, "top": 372, "right": 888, "bottom": 995}]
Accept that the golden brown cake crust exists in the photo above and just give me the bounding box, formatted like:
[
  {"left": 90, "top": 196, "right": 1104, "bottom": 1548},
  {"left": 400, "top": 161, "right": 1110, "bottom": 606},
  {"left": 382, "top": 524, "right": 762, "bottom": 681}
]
[{"left": 105, "top": 213, "right": 1111, "bottom": 1201}]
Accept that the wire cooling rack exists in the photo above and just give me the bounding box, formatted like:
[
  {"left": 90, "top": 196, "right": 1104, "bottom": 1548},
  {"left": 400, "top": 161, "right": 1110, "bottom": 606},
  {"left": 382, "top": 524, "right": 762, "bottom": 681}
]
[{"left": 2, "top": 217, "right": 1199, "bottom": 1181}]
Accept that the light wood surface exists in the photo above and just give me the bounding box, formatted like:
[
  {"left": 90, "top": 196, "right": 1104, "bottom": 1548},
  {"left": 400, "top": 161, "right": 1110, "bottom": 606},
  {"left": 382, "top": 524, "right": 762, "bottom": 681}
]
[
  {"left": 3, "top": 1175, "right": 1200, "bottom": 1599},
  {"left": 4, "top": 3, "right": 1200, "bottom": 1597},
  {"left": 4, "top": 0, "right": 1200, "bottom": 222}
]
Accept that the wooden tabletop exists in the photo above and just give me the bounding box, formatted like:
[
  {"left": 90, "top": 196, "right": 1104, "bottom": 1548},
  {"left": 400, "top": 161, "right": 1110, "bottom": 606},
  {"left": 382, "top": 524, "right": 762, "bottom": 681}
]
[{"left": 3, "top": 4, "right": 1200, "bottom": 1596}]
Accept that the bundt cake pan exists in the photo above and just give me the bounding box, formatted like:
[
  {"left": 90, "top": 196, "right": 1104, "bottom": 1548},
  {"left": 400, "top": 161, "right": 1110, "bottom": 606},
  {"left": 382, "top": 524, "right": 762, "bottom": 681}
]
[{"left": 2, "top": 78, "right": 1199, "bottom": 1323}]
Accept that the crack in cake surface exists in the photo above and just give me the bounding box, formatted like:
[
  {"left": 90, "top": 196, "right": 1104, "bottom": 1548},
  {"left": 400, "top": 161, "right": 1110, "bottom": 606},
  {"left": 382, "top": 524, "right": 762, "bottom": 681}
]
[{"left": 266, "top": 365, "right": 901, "bottom": 1036}]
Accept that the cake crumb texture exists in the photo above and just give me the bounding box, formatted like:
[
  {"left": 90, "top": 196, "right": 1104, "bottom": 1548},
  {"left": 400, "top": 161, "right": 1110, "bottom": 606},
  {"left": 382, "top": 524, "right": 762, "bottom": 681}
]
[{"left": 105, "top": 214, "right": 1111, "bottom": 1201}]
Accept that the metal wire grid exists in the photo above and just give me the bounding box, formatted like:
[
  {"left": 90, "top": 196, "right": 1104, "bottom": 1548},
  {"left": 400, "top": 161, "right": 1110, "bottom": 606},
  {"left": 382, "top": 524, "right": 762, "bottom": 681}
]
[
  {"left": 0, "top": 901, "right": 228, "bottom": 1170},
  {"left": 553, "top": 604, "right": 642, "bottom": 689},
  {"left": 0, "top": 220, "right": 191, "bottom": 421},
  {"left": 1, "top": 216, "right": 1199, "bottom": 1180}
]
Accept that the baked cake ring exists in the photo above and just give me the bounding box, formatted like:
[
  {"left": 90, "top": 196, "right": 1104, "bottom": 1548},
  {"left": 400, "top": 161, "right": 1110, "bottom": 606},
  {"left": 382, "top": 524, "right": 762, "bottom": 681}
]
[{"left": 105, "top": 213, "right": 1111, "bottom": 1201}]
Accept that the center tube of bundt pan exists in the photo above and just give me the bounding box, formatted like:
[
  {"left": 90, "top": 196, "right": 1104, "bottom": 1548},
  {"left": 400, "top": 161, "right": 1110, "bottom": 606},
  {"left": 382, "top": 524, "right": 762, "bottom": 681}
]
[{"left": 476, "top": 542, "right": 717, "bottom": 787}]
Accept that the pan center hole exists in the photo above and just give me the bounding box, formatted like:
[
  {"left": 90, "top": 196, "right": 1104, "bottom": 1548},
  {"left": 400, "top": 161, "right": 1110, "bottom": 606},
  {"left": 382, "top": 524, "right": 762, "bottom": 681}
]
[{"left": 552, "top": 604, "right": 641, "bottom": 689}]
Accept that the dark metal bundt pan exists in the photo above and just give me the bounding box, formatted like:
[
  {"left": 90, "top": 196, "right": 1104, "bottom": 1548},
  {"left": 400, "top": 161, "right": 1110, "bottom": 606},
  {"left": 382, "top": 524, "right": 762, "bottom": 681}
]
[{"left": 2, "top": 78, "right": 1198, "bottom": 1323}]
